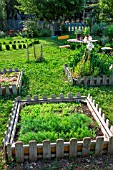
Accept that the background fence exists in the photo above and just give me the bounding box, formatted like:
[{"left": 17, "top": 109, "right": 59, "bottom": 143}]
[{"left": 1, "top": 20, "right": 85, "bottom": 34}]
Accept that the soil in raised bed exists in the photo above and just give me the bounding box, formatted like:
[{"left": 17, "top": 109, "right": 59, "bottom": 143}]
[
  {"left": 13, "top": 102, "right": 103, "bottom": 143},
  {"left": 0, "top": 72, "right": 20, "bottom": 87}
]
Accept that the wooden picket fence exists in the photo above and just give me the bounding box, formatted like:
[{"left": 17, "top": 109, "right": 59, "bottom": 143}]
[
  {"left": 3, "top": 93, "right": 113, "bottom": 162},
  {"left": 64, "top": 22, "right": 86, "bottom": 34},
  {"left": 64, "top": 64, "right": 113, "bottom": 86},
  {"left": 0, "top": 68, "right": 23, "bottom": 95}
]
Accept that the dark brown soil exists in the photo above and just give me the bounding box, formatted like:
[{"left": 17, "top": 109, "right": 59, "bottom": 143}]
[
  {"left": 0, "top": 72, "right": 19, "bottom": 86},
  {"left": 7, "top": 154, "right": 113, "bottom": 170}
]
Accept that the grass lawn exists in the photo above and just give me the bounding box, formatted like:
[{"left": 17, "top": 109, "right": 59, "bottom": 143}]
[{"left": 0, "top": 36, "right": 113, "bottom": 169}]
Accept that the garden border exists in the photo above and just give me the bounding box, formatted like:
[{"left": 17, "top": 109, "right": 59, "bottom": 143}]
[
  {"left": 0, "top": 68, "right": 23, "bottom": 96},
  {"left": 3, "top": 93, "right": 113, "bottom": 162},
  {"left": 64, "top": 64, "right": 113, "bottom": 86}
]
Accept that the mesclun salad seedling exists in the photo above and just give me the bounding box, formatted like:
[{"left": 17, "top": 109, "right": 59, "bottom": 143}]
[{"left": 17, "top": 103, "right": 98, "bottom": 144}]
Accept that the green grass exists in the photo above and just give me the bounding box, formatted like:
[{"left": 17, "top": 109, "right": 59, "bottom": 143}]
[
  {"left": 18, "top": 103, "right": 98, "bottom": 143},
  {"left": 0, "top": 36, "right": 113, "bottom": 169}
]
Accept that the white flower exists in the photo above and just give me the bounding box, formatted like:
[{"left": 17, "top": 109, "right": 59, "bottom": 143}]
[{"left": 87, "top": 42, "right": 94, "bottom": 51}]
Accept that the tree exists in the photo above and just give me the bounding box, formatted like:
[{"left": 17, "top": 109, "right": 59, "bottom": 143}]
[
  {"left": 99, "top": 0, "right": 113, "bottom": 21},
  {"left": 0, "top": 0, "right": 6, "bottom": 30},
  {"left": 16, "top": 0, "right": 84, "bottom": 35}
]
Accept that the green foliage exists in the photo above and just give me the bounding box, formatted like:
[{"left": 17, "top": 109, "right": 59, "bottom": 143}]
[
  {"left": 103, "top": 25, "right": 113, "bottom": 42},
  {"left": 12, "top": 44, "right": 16, "bottom": 50},
  {"left": 83, "top": 27, "right": 90, "bottom": 36},
  {"left": 34, "top": 40, "right": 39, "bottom": 44},
  {"left": 18, "top": 44, "right": 22, "bottom": 49},
  {"left": 74, "top": 60, "right": 91, "bottom": 77},
  {"left": 9, "top": 41, "right": 12, "bottom": 44},
  {"left": 23, "top": 44, "right": 26, "bottom": 48},
  {"left": 68, "top": 45, "right": 86, "bottom": 69},
  {"left": 91, "top": 23, "right": 100, "bottom": 36},
  {"left": 61, "top": 24, "right": 68, "bottom": 34},
  {"left": 16, "top": 0, "right": 84, "bottom": 22},
  {"left": 39, "top": 29, "right": 51, "bottom": 37},
  {"left": 5, "top": 44, "right": 10, "bottom": 50},
  {"left": 99, "top": 0, "right": 113, "bottom": 21},
  {"left": 69, "top": 45, "right": 113, "bottom": 77},
  {"left": 18, "top": 103, "right": 97, "bottom": 143},
  {"left": 0, "top": 44, "right": 2, "bottom": 51},
  {"left": 70, "top": 43, "right": 76, "bottom": 50}
]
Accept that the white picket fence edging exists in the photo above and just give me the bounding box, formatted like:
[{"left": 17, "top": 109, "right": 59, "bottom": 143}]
[
  {"left": 64, "top": 64, "right": 113, "bottom": 86},
  {"left": 3, "top": 93, "right": 113, "bottom": 162},
  {"left": 0, "top": 68, "right": 23, "bottom": 95}
]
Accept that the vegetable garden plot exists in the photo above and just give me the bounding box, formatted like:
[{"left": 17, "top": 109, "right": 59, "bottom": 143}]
[
  {"left": 3, "top": 93, "right": 113, "bottom": 162},
  {"left": 0, "top": 68, "right": 23, "bottom": 95},
  {"left": 64, "top": 64, "right": 113, "bottom": 86}
]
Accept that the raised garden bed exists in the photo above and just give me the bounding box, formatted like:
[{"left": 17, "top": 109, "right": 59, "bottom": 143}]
[
  {"left": 3, "top": 93, "right": 113, "bottom": 162},
  {"left": 0, "top": 68, "right": 23, "bottom": 95},
  {"left": 64, "top": 64, "right": 113, "bottom": 86}
]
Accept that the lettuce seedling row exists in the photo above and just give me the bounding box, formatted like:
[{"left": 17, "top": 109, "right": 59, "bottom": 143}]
[{"left": 3, "top": 93, "right": 113, "bottom": 162}]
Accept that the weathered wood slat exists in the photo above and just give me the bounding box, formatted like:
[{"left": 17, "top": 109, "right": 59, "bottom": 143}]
[
  {"left": 87, "top": 96, "right": 113, "bottom": 138},
  {"left": 108, "top": 136, "right": 113, "bottom": 154},
  {"left": 12, "top": 84, "right": 17, "bottom": 95},
  {"left": 7, "top": 143, "right": 12, "bottom": 159},
  {"left": 95, "top": 137, "right": 104, "bottom": 155},
  {"left": 43, "top": 140, "right": 51, "bottom": 159},
  {"left": 82, "top": 137, "right": 91, "bottom": 156},
  {"left": 29, "top": 140, "right": 37, "bottom": 161},
  {"left": 15, "top": 141, "right": 24, "bottom": 162},
  {"left": 56, "top": 139, "right": 64, "bottom": 158},
  {"left": 69, "top": 138, "right": 77, "bottom": 157},
  {"left": 10, "top": 103, "right": 20, "bottom": 143}
]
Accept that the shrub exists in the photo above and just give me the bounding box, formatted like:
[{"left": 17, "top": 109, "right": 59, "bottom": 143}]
[
  {"left": 103, "top": 25, "right": 113, "bottom": 42},
  {"left": 39, "top": 29, "right": 51, "bottom": 37},
  {"left": 5, "top": 44, "right": 10, "bottom": 50},
  {"left": 12, "top": 44, "right": 16, "bottom": 49},
  {"left": 28, "top": 42, "right": 32, "bottom": 47},
  {"left": 23, "top": 44, "right": 26, "bottom": 48},
  {"left": 0, "top": 44, "right": 2, "bottom": 51},
  {"left": 34, "top": 40, "right": 39, "bottom": 44},
  {"left": 18, "top": 44, "right": 22, "bottom": 49},
  {"left": 70, "top": 43, "right": 76, "bottom": 50},
  {"left": 91, "top": 23, "right": 100, "bottom": 36}
]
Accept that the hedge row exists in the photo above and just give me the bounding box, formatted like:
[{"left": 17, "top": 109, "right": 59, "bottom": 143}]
[{"left": 0, "top": 40, "right": 39, "bottom": 51}]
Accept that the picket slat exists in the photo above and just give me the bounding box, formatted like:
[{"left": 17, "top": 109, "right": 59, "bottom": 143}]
[
  {"left": 69, "top": 138, "right": 77, "bottom": 157},
  {"left": 56, "top": 139, "right": 64, "bottom": 158},
  {"left": 95, "top": 137, "right": 104, "bottom": 155},
  {"left": 43, "top": 140, "right": 51, "bottom": 159},
  {"left": 29, "top": 140, "right": 37, "bottom": 161},
  {"left": 82, "top": 137, "right": 91, "bottom": 156}
]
